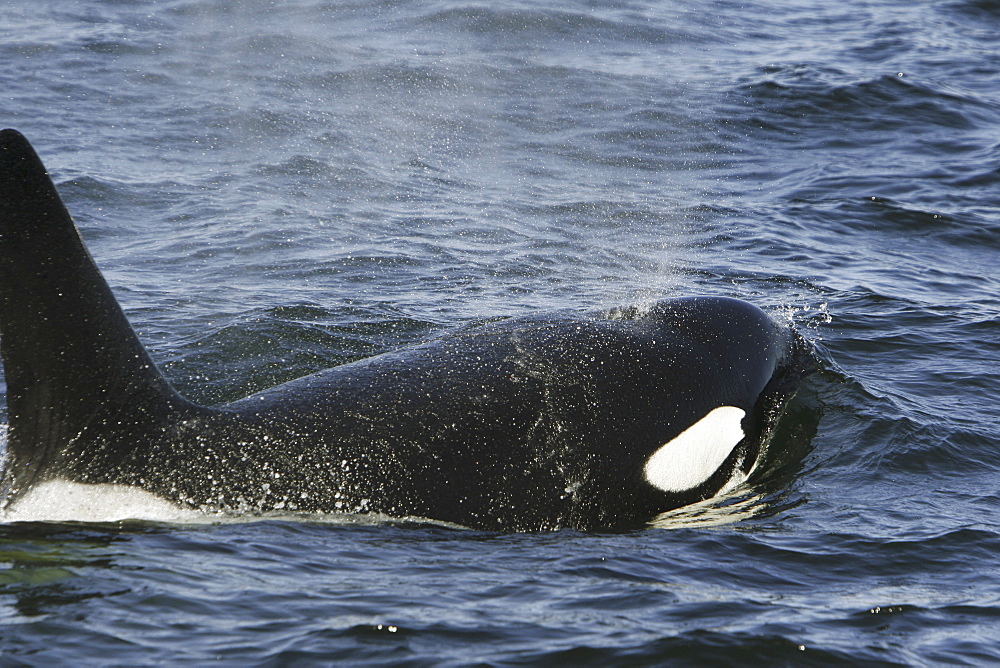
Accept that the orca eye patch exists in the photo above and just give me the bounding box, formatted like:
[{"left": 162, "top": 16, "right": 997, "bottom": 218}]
[{"left": 644, "top": 406, "right": 746, "bottom": 493}]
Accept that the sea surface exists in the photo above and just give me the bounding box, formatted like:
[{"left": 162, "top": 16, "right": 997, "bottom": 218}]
[{"left": 1, "top": 0, "right": 999, "bottom": 664}]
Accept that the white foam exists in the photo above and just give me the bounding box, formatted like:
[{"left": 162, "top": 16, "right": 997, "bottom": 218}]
[
  {"left": 644, "top": 406, "right": 747, "bottom": 492},
  {"left": 648, "top": 487, "right": 763, "bottom": 529},
  {"left": 0, "top": 479, "right": 206, "bottom": 524}
]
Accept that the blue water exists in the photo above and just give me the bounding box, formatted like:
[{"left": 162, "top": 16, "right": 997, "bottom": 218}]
[{"left": 2, "top": 0, "right": 999, "bottom": 663}]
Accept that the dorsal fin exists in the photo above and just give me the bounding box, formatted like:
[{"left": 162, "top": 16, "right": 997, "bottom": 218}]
[{"left": 0, "top": 129, "right": 192, "bottom": 500}]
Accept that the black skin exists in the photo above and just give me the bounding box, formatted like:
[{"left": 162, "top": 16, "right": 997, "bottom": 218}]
[{"left": 0, "top": 129, "right": 807, "bottom": 531}]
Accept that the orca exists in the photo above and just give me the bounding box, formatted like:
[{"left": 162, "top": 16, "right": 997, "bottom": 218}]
[{"left": 0, "top": 129, "right": 811, "bottom": 531}]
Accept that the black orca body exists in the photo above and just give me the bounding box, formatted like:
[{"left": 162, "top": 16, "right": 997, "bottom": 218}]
[{"left": 0, "top": 129, "right": 810, "bottom": 531}]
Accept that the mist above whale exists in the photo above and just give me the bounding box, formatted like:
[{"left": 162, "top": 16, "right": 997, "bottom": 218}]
[{"left": 0, "top": 129, "right": 812, "bottom": 531}]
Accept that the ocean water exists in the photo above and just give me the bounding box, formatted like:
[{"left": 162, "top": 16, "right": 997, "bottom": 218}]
[{"left": 1, "top": 0, "right": 999, "bottom": 664}]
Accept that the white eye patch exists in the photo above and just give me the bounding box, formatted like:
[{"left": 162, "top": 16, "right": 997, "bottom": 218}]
[{"left": 644, "top": 406, "right": 747, "bottom": 492}]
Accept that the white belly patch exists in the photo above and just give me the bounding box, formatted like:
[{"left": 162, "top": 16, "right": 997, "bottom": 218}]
[
  {"left": 0, "top": 479, "right": 202, "bottom": 523},
  {"left": 644, "top": 406, "right": 747, "bottom": 492}
]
